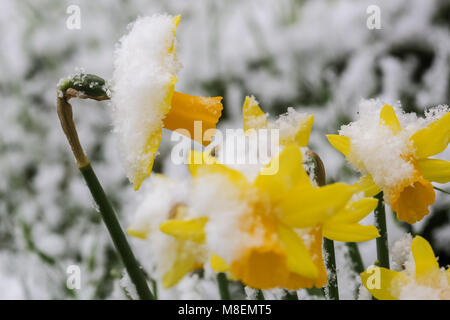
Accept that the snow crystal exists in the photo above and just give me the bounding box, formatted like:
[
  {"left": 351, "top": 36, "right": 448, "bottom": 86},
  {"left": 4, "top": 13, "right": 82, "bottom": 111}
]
[
  {"left": 111, "top": 14, "right": 182, "bottom": 185},
  {"left": 269, "top": 107, "right": 311, "bottom": 144}
]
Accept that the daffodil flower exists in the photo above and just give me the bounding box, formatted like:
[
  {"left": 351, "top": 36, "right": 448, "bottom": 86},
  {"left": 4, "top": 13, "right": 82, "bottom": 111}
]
[
  {"left": 112, "top": 14, "right": 223, "bottom": 190},
  {"left": 243, "top": 95, "right": 380, "bottom": 242},
  {"left": 126, "top": 175, "right": 207, "bottom": 289},
  {"left": 161, "top": 145, "right": 378, "bottom": 290},
  {"left": 327, "top": 101, "right": 450, "bottom": 224},
  {"left": 361, "top": 236, "right": 450, "bottom": 300}
]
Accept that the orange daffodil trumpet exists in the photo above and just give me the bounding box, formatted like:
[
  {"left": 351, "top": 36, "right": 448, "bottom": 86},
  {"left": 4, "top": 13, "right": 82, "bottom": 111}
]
[
  {"left": 327, "top": 100, "right": 450, "bottom": 224},
  {"left": 361, "top": 236, "right": 450, "bottom": 300},
  {"left": 112, "top": 14, "right": 222, "bottom": 190},
  {"left": 157, "top": 97, "right": 379, "bottom": 290}
]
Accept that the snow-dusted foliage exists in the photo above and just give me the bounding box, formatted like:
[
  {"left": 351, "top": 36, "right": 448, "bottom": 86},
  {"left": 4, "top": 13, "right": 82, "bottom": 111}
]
[{"left": 0, "top": 0, "right": 448, "bottom": 299}]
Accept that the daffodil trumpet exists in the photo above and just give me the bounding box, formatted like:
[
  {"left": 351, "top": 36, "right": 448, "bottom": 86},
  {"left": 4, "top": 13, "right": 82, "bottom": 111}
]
[{"left": 56, "top": 73, "right": 154, "bottom": 300}]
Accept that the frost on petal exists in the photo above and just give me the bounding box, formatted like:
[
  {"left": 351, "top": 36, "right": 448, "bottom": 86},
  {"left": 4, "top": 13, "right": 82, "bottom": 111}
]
[{"left": 111, "top": 14, "right": 182, "bottom": 189}]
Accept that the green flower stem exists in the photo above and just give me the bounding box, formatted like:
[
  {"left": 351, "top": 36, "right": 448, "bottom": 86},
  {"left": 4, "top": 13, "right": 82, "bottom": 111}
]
[
  {"left": 346, "top": 242, "right": 364, "bottom": 274},
  {"left": 217, "top": 273, "right": 230, "bottom": 300},
  {"left": 309, "top": 151, "right": 339, "bottom": 300},
  {"left": 434, "top": 186, "right": 450, "bottom": 195},
  {"left": 80, "top": 164, "right": 154, "bottom": 300},
  {"left": 56, "top": 74, "right": 153, "bottom": 300},
  {"left": 323, "top": 238, "right": 339, "bottom": 300},
  {"left": 374, "top": 192, "right": 390, "bottom": 269}
]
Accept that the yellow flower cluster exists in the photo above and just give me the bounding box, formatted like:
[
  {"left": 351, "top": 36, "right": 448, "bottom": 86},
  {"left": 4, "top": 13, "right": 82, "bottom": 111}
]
[
  {"left": 129, "top": 97, "right": 379, "bottom": 290},
  {"left": 119, "top": 15, "right": 449, "bottom": 297}
]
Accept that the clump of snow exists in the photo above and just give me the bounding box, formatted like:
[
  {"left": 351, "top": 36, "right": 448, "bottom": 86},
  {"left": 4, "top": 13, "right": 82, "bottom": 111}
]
[
  {"left": 244, "top": 286, "right": 260, "bottom": 300},
  {"left": 398, "top": 282, "right": 443, "bottom": 300},
  {"left": 111, "top": 14, "right": 182, "bottom": 186},
  {"left": 128, "top": 175, "right": 208, "bottom": 283},
  {"left": 391, "top": 233, "right": 413, "bottom": 272},
  {"left": 189, "top": 173, "right": 262, "bottom": 265},
  {"left": 119, "top": 270, "right": 138, "bottom": 300},
  {"left": 269, "top": 107, "right": 311, "bottom": 144}
]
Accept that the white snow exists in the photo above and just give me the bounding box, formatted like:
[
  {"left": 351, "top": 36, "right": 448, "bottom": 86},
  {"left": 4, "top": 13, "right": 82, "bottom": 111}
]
[{"left": 111, "top": 14, "right": 182, "bottom": 186}]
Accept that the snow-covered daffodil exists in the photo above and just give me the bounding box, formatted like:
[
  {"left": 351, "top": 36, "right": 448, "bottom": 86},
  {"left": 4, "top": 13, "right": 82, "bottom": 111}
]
[
  {"left": 112, "top": 14, "right": 222, "bottom": 190},
  {"left": 327, "top": 101, "right": 449, "bottom": 224},
  {"left": 161, "top": 145, "right": 379, "bottom": 290},
  {"left": 361, "top": 236, "right": 450, "bottom": 300},
  {"left": 126, "top": 175, "right": 207, "bottom": 289}
]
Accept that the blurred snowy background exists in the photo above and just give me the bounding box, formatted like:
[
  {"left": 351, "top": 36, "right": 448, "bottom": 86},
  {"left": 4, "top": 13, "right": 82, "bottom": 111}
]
[{"left": 0, "top": 0, "right": 448, "bottom": 299}]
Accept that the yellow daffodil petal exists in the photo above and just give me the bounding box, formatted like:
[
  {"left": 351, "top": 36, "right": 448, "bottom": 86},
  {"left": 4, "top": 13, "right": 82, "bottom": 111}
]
[
  {"left": 243, "top": 96, "right": 268, "bottom": 132},
  {"left": 361, "top": 267, "right": 406, "bottom": 300},
  {"left": 126, "top": 228, "right": 148, "bottom": 239},
  {"left": 211, "top": 254, "right": 230, "bottom": 273},
  {"left": 188, "top": 150, "right": 216, "bottom": 175},
  {"left": 280, "top": 183, "right": 355, "bottom": 228},
  {"left": 411, "top": 236, "right": 439, "bottom": 277},
  {"left": 326, "top": 134, "right": 350, "bottom": 156},
  {"left": 188, "top": 151, "right": 249, "bottom": 188},
  {"left": 159, "top": 217, "right": 208, "bottom": 243},
  {"left": 254, "top": 145, "right": 311, "bottom": 202},
  {"left": 354, "top": 175, "right": 382, "bottom": 197},
  {"left": 163, "top": 92, "right": 223, "bottom": 146},
  {"left": 410, "top": 112, "right": 450, "bottom": 159},
  {"left": 330, "top": 198, "right": 378, "bottom": 224},
  {"left": 280, "top": 114, "right": 314, "bottom": 147},
  {"left": 278, "top": 224, "right": 318, "bottom": 279},
  {"left": 379, "top": 104, "right": 401, "bottom": 134},
  {"left": 162, "top": 251, "right": 202, "bottom": 289},
  {"left": 417, "top": 158, "right": 450, "bottom": 184},
  {"left": 323, "top": 223, "right": 379, "bottom": 242}
]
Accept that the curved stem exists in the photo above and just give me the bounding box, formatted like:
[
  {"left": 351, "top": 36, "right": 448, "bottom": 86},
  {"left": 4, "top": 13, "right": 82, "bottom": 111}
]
[
  {"left": 374, "top": 192, "right": 390, "bottom": 269},
  {"left": 56, "top": 75, "right": 153, "bottom": 300}
]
